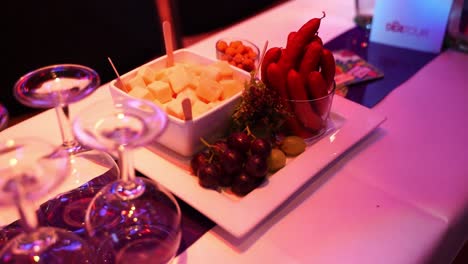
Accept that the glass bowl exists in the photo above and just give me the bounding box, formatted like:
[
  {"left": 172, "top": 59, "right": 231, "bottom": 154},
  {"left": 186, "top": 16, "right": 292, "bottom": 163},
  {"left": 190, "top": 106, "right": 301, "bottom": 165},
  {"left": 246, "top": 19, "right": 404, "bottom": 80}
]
[
  {"left": 284, "top": 80, "right": 336, "bottom": 142},
  {"left": 215, "top": 38, "right": 260, "bottom": 72}
]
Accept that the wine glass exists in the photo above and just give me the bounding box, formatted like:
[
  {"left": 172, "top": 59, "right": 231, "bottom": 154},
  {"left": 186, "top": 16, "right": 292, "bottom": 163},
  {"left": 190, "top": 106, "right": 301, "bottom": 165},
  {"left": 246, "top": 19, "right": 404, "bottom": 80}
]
[
  {"left": 0, "top": 103, "right": 8, "bottom": 131},
  {"left": 13, "top": 64, "right": 119, "bottom": 234},
  {"left": 0, "top": 137, "right": 95, "bottom": 263},
  {"left": 72, "top": 96, "right": 182, "bottom": 263}
]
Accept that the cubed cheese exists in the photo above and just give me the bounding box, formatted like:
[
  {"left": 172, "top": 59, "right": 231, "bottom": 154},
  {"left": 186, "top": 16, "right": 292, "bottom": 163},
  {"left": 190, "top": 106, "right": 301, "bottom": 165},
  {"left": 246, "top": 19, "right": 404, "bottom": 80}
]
[
  {"left": 151, "top": 98, "right": 166, "bottom": 110},
  {"left": 165, "top": 96, "right": 185, "bottom": 120},
  {"left": 213, "top": 60, "right": 234, "bottom": 79},
  {"left": 185, "top": 63, "right": 204, "bottom": 76},
  {"left": 187, "top": 75, "right": 200, "bottom": 90},
  {"left": 147, "top": 80, "right": 172, "bottom": 103},
  {"left": 127, "top": 86, "right": 154, "bottom": 101},
  {"left": 200, "top": 65, "right": 222, "bottom": 81},
  {"left": 177, "top": 88, "right": 198, "bottom": 105},
  {"left": 192, "top": 100, "right": 213, "bottom": 118},
  {"left": 208, "top": 101, "right": 222, "bottom": 109},
  {"left": 154, "top": 68, "right": 169, "bottom": 82},
  {"left": 197, "top": 76, "right": 223, "bottom": 103},
  {"left": 168, "top": 64, "right": 192, "bottom": 94},
  {"left": 137, "top": 66, "right": 158, "bottom": 84},
  {"left": 126, "top": 75, "right": 146, "bottom": 91},
  {"left": 219, "top": 79, "right": 243, "bottom": 100}
]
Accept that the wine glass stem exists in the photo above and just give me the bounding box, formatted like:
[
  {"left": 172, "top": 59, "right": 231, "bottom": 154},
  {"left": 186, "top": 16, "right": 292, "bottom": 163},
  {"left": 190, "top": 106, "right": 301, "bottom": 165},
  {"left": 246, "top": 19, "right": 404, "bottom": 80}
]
[
  {"left": 118, "top": 146, "right": 135, "bottom": 182},
  {"left": 12, "top": 181, "right": 38, "bottom": 233},
  {"left": 55, "top": 105, "right": 77, "bottom": 149}
]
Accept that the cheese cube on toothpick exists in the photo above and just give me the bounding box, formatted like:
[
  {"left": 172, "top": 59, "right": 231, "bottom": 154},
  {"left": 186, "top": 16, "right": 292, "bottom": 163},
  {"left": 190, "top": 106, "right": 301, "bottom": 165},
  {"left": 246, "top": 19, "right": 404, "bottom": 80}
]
[
  {"left": 168, "top": 64, "right": 191, "bottom": 93},
  {"left": 165, "top": 96, "right": 185, "bottom": 119}
]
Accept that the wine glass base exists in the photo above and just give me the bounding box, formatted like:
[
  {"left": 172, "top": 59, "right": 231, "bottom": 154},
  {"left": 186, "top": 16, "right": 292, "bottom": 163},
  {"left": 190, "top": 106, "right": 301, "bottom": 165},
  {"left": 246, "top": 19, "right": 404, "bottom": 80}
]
[
  {"left": 115, "top": 228, "right": 181, "bottom": 264},
  {"left": 91, "top": 224, "right": 182, "bottom": 264},
  {"left": 37, "top": 169, "right": 118, "bottom": 234},
  {"left": 0, "top": 221, "right": 23, "bottom": 250},
  {"left": 0, "top": 227, "right": 95, "bottom": 263}
]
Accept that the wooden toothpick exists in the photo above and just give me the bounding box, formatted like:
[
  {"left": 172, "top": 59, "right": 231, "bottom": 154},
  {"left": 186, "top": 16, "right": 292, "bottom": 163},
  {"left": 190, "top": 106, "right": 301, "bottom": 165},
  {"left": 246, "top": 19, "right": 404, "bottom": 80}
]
[
  {"left": 162, "top": 20, "right": 174, "bottom": 67},
  {"left": 107, "top": 57, "right": 128, "bottom": 92}
]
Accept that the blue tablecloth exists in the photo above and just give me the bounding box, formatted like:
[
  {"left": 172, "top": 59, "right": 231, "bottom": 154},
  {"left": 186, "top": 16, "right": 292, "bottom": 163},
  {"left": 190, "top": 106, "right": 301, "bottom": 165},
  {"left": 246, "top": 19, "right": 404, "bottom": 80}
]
[{"left": 325, "top": 26, "right": 438, "bottom": 108}]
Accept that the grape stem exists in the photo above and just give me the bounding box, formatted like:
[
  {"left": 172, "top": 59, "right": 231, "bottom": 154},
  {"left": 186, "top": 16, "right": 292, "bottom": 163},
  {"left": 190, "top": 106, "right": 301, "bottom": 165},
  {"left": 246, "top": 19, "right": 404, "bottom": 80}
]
[
  {"left": 198, "top": 137, "right": 217, "bottom": 162},
  {"left": 199, "top": 137, "right": 213, "bottom": 148},
  {"left": 243, "top": 125, "right": 256, "bottom": 139}
]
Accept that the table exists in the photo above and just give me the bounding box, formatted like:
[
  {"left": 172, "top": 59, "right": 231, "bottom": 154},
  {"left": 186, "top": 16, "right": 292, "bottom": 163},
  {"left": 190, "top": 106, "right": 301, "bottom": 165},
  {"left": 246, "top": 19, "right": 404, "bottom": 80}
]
[
  {"left": 168, "top": 1, "right": 468, "bottom": 263},
  {"left": 2, "top": 0, "right": 468, "bottom": 263}
]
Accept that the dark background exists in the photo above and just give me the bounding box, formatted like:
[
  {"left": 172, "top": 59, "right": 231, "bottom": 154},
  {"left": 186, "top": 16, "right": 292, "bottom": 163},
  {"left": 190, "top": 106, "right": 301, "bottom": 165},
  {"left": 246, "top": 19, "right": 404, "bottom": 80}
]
[{"left": 3, "top": 0, "right": 282, "bottom": 118}]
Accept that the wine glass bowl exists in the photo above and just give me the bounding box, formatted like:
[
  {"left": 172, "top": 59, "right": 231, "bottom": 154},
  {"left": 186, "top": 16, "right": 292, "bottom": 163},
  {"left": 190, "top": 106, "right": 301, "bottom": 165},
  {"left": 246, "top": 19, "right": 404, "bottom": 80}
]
[
  {"left": 13, "top": 64, "right": 100, "bottom": 108},
  {"left": 0, "top": 137, "right": 95, "bottom": 263},
  {"left": 72, "top": 97, "right": 181, "bottom": 263},
  {"left": 0, "top": 138, "right": 70, "bottom": 204},
  {"left": 72, "top": 96, "right": 168, "bottom": 154}
]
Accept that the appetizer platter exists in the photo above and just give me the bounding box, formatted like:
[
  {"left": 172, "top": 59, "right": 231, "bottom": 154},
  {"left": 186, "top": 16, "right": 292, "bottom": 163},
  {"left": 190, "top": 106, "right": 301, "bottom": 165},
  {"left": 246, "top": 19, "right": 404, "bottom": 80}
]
[{"left": 109, "top": 13, "right": 386, "bottom": 237}]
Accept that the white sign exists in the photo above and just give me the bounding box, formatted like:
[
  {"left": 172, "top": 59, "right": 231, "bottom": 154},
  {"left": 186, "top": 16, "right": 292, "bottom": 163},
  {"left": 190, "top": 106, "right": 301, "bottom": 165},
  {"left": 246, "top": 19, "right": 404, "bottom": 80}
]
[{"left": 370, "top": 0, "right": 454, "bottom": 53}]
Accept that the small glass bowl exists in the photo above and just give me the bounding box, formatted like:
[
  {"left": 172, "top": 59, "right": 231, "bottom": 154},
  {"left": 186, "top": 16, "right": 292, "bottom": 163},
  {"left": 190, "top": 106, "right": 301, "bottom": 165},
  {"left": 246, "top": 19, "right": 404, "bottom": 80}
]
[
  {"left": 215, "top": 38, "right": 260, "bottom": 72},
  {"left": 284, "top": 80, "right": 336, "bottom": 142}
]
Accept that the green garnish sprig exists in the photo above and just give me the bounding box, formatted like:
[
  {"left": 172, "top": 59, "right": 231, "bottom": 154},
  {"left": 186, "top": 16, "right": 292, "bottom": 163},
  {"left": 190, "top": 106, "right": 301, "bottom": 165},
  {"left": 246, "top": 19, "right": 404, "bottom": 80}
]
[{"left": 231, "top": 73, "right": 289, "bottom": 137}]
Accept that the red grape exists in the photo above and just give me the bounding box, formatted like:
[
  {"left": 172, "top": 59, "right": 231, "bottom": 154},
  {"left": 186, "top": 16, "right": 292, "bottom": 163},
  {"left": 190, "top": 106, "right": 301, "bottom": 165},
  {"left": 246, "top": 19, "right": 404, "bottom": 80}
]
[
  {"left": 231, "top": 172, "right": 258, "bottom": 196},
  {"left": 245, "top": 154, "right": 268, "bottom": 178},
  {"left": 212, "top": 140, "right": 229, "bottom": 155},
  {"left": 197, "top": 163, "right": 221, "bottom": 189},
  {"left": 190, "top": 151, "right": 210, "bottom": 174},
  {"left": 250, "top": 138, "right": 272, "bottom": 157},
  {"left": 227, "top": 131, "right": 251, "bottom": 153},
  {"left": 192, "top": 131, "right": 277, "bottom": 196},
  {"left": 219, "top": 148, "right": 244, "bottom": 177}
]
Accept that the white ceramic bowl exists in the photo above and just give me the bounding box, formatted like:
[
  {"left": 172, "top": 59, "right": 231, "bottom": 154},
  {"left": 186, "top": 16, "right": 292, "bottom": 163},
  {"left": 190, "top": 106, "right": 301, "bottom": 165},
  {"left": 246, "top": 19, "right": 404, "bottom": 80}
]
[{"left": 109, "top": 49, "right": 250, "bottom": 157}]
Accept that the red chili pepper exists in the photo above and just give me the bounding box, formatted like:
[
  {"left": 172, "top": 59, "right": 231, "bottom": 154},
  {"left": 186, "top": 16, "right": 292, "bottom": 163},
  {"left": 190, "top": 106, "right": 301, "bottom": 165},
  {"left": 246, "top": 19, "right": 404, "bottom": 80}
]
[
  {"left": 267, "top": 63, "right": 316, "bottom": 138},
  {"left": 286, "top": 31, "right": 297, "bottom": 48},
  {"left": 307, "top": 71, "right": 330, "bottom": 117},
  {"left": 260, "top": 47, "right": 282, "bottom": 87},
  {"left": 319, "top": 48, "right": 336, "bottom": 89},
  {"left": 279, "top": 12, "right": 326, "bottom": 70},
  {"left": 298, "top": 40, "right": 323, "bottom": 83},
  {"left": 287, "top": 69, "right": 323, "bottom": 132}
]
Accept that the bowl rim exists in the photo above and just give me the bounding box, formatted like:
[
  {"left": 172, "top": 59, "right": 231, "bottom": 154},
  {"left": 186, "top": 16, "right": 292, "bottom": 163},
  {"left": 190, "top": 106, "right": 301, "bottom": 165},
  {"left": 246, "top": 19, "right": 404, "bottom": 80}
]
[{"left": 285, "top": 80, "right": 337, "bottom": 103}]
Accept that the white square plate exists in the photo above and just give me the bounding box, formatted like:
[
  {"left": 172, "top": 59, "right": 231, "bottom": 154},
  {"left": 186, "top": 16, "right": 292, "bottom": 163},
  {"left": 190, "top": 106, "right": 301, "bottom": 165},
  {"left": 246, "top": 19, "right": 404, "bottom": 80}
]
[{"left": 133, "top": 95, "right": 386, "bottom": 238}]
